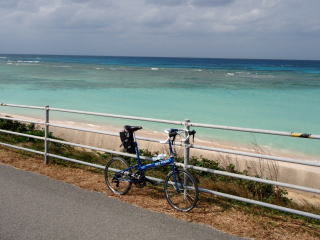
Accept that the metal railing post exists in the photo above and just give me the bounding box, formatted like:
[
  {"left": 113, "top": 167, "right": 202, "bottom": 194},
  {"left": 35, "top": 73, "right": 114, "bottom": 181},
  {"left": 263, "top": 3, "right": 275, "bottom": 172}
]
[
  {"left": 183, "top": 119, "right": 191, "bottom": 169},
  {"left": 183, "top": 119, "right": 191, "bottom": 198},
  {"left": 44, "top": 105, "right": 49, "bottom": 164}
]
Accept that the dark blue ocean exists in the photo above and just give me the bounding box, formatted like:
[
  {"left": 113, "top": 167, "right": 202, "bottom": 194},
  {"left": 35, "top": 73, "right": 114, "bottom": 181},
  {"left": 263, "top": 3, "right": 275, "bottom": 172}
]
[{"left": 0, "top": 54, "right": 320, "bottom": 157}]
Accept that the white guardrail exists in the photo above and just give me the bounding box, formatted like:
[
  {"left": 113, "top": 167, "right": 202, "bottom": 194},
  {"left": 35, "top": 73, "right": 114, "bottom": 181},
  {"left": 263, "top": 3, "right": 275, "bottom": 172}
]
[{"left": 0, "top": 103, "right": 319, "bottom": 220}]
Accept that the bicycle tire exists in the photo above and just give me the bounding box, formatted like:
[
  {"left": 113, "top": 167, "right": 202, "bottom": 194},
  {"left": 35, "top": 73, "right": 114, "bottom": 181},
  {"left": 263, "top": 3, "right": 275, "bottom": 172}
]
[
  {"left": 104, "top": 157, "right": 132, "bottom": 195},
  {"left": 164, "top": 169, "right": 199, "bottom": 212}
]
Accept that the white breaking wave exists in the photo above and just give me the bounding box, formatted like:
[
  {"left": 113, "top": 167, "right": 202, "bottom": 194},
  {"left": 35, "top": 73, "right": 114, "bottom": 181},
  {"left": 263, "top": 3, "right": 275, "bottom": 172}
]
[
  {"left": 151, "top": 67, "right": 159, "bottom": 71},
  {"left": 17, "top": 60, "right": 40, "bottom": 63},
  {"left": 226, "top": 72, "right": 235, "bottom": 76}
]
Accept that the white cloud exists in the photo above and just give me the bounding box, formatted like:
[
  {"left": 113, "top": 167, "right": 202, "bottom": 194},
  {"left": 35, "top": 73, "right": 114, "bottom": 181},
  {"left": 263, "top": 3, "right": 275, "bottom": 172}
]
[{"left": 0, "top": 0, "right": 319, "bottom": 59}]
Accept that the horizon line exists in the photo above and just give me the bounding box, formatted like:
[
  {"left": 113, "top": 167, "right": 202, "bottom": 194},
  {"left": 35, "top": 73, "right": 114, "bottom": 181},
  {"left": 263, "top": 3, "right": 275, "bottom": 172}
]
[{"left": 1, "top": 52, "right": 320, "bottom": 62}]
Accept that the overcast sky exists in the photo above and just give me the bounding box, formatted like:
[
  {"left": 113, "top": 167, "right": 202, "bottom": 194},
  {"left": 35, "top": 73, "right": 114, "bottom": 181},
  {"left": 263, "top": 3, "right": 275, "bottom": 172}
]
[{"left": 0, "top": 0, "right": 319, "bottom": 59}]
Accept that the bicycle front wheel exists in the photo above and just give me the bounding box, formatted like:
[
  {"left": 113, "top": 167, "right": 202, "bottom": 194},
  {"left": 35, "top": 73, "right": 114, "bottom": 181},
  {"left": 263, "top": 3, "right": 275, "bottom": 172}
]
[
  {"left": 104, "top": 157, "right": 132, "bottom": 195},
  {"left": 164, "top": 169, "right": 199, "bottom": 212}
]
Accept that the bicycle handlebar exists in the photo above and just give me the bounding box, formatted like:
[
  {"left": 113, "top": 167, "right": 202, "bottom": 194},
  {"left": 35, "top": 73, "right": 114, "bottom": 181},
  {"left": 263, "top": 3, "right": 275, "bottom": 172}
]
[{"left": 163, "top": 128, "right": 196, "bottom": 143}]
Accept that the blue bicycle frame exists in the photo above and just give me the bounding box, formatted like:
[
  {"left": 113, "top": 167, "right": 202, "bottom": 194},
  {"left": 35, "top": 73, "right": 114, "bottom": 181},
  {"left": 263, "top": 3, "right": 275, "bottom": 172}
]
[
  {"left": 127, "top": 134, "right": 175, "bottom": 172},
  {"left": 116, "top": 133, "right": 181, "bottom": 190},
  {"left": 107, "top": 127, "right": 199, "bottom": 212}
]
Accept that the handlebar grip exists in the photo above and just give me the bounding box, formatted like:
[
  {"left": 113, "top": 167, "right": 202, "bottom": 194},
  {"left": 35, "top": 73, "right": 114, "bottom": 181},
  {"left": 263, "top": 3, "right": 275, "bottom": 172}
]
[{"left": 188, "top": 129, "right": 196, "bottom": 143}]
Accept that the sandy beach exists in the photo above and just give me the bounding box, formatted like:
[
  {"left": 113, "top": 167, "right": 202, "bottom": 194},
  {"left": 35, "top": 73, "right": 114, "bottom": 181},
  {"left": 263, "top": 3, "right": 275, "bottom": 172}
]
[{"left": 0, "top": 112, "right": 319, "bottom": 205}]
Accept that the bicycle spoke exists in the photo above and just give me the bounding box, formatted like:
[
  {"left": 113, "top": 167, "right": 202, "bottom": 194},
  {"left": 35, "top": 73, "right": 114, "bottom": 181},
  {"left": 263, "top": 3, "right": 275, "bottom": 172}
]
[
  {"left": 186, "top": 193, "right": 195, "bottom": 203},
  {"left": 164, "top": 170, "right": 199, "bottom": 212},
  {"left": 104, "top": 157, "right": 132, "bottom": 195}
]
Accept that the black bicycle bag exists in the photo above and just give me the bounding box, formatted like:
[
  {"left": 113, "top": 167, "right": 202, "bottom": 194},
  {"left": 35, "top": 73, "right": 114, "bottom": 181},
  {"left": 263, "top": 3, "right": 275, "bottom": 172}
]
[{"left": 119, "top": 130, "right": 136, "bottom": 154}]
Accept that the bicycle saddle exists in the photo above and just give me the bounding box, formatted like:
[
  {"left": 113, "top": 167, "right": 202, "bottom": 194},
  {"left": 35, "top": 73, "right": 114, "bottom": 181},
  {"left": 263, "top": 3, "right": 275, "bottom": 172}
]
[{"left": 124, "top": 125, "right": 143, "bottom": 132}]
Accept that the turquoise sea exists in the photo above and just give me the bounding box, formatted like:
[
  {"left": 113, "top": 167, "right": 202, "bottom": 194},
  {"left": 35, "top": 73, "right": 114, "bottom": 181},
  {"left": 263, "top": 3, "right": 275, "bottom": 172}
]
[{"left": 0, "top": 54, "right": 319, "bottom": 157}]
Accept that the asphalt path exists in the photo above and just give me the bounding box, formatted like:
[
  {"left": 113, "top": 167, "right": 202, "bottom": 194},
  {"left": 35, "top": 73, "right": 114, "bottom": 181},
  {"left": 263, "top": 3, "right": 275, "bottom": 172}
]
[{"left": 0, "top": 164, "right": 242, "bottom": 240}]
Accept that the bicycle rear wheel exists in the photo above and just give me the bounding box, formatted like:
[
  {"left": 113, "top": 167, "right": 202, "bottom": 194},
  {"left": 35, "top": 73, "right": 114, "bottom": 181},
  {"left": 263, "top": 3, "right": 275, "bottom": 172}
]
[
  {"left": 104, "top": 157, "right": 132, "bottom": 195},
  {"left": 164, "top": 169, "right": 199, "bottom": 212}
]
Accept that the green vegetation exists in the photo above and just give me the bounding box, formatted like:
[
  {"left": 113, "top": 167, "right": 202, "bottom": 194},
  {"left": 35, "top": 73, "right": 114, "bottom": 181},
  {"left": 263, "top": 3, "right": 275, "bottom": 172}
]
[
  {"left": 0, "top": 118, "right": 47, "bottom": 143},
  {"left": 0, "top": 119, "right": 319, "bottom": 224}
]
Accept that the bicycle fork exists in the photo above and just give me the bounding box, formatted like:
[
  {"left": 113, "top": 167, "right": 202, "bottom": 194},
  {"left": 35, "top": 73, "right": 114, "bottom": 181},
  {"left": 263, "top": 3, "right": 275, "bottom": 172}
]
[{"left": 171, "top": 166, "right": 189, "bottom": 201}]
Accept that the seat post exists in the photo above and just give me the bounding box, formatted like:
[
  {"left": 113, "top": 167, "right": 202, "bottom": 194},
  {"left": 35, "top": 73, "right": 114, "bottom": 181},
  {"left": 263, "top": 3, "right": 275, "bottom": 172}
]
[{"left": 133, "top": 132, "right": 142, "bottom": 166}]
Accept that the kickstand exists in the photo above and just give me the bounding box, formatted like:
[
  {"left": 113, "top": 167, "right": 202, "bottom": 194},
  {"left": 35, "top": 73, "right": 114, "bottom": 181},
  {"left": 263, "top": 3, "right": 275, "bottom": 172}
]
[{"left": 145, "top": 177, "right": 156, "bottom": 185}]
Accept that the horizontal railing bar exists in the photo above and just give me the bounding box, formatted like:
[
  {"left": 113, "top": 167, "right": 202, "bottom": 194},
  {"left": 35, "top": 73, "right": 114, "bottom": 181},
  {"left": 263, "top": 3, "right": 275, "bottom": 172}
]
[
  {"left": 191, "top": 122, "right": 320, "bottom": 140},
  {"left": 3, "top": 127, "right": 314, "bottom": 194},
  {"left": 49, "top": 107, "right": 183, "bottom": 125},
  {"left": 2, "top": 102, "right": 319, "bottom": 139},
  {"left": 47, "top": 153, "right": 106, "bottom": 170},
  {"left": 0, "top": 129, "right": 45, "bottom": 140},
  {"left": 0, "top": 141, "right": 44, "bottom": 155},
  {"left": 135, "top": 136, "right": 163, "bottom": 143},
  {"left": 48, "top": 123, "right": 183, "bottom": 146},
  {"left": 175, "top": 163, "right": 320, "bottom": 194},
  {"left": 2, "top": 125, "right": 317, "bottom": 193},
  {"left": 0, "top": 116, "right": 44, "bottom": 125},
  {"left": 199, "top": 187, "right": 320, "bottom": 220},
  {"left": 50, "top": 138, "right": 320, "bottom": 194},
  {"left": 49, "top": 123, "right": 119, "bottom": 136},
  {"left": 0, "top": 103, "right": 46, "bottom": 110},
  {"left": 47, "top": 138, "right": 153, "bottom": 161},
  {"left": 191, "top": 144, "right": 320, "bottom": 167}
]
